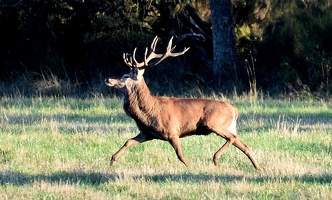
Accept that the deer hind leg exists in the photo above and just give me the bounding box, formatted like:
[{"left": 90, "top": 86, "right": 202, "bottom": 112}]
[
  {"left": 232, "top": 138, "right": 262, "bottom": 171},
  {"left": 169, "top": 136, "right": 189, "bottom": 167},
  {"left": 110, "top": 133, "right": 151, "bottom": 166},
  {"left": 213, "top": 130, "right": 261, "bottom": 171}
]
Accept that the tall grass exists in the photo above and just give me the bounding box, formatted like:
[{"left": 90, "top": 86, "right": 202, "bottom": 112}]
[
  {"left": 245, "top": 51, "right": 257, "bottom": 103},
  {"left": 0, "top": 96, "right": 331, "bottom": 199}
]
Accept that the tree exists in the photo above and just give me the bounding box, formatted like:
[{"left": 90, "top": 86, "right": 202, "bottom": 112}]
[{"left": 210, "top": 0, "right": 238, "bottom": 85}]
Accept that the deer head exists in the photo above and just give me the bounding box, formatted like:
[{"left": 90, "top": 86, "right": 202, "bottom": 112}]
[{"left": 105, "top": 36, "right": 189, "bottom": 91}]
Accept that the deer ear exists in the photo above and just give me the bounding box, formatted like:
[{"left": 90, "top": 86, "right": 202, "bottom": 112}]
[
  {"left": 132, "top": 68, "right": 139, "bottom": 76},
  {"left": 131, "top": 68, "right": 144, "bottom": 80}
]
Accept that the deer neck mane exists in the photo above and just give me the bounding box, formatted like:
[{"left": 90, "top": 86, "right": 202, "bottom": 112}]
[{"left": 123, "top": 78, "right": 157, "bottom": 123}]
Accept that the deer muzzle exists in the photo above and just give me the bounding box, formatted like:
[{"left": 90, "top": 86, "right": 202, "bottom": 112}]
[{"left": 105, "top": 78, "right": 126, "bottom": 88}]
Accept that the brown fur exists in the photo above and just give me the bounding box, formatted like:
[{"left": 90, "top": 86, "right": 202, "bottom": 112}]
[{"left": 105, "top": 72, "right": 262, "bottom": 171}]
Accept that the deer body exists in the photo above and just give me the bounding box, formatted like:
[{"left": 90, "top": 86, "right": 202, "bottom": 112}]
[
  {"left": 124, "top": 78, "right": 235, "bottom": 139},
  {"left": 105, "top": 36, "right": 261, "bottom": 171}
]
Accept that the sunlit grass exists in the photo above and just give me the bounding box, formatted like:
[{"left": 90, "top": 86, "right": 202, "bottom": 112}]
[{"left": 0, "top": 96, "right": 331, "bottom": 199}]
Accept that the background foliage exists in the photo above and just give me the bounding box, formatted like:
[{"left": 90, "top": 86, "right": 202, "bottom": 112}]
[{"left": 0, "top": 0, "right": 331, "bottom": 97}]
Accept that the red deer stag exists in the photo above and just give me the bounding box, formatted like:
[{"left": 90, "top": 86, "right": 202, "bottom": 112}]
[{"left": 105, "top": 36, "right": 261, "bottom": 171}]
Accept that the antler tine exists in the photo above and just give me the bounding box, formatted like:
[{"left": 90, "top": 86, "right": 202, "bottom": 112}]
[
  {"left": 122, "top": 46, "right": 144, "bottom": 68},
  {"left": 165, "top": 36, "right": 190, "bottom": 57},
  {"left": 171, "top": 46, "right": 190, "bottom": 56},
  {"left": 150, "top": 36, "right": 159, "bottom": 52},
  {"left": 166, "top": 36, "right": 174, "bottom": 51},
  {"left": 123, "top": 53, "right": 133, "bottom": 67},
  {"left": 144, "top": 36, "right": 159, "bottom": 66},
  {"left": 132, "top": 47, "right": 139, "bottom": 67},
  {"left": 144, "top": 47, "right": 149, "bottom": 66}
]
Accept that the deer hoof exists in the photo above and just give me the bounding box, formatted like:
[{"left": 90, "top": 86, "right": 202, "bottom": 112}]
[
  {"left": 110, "top": 160, "right": 115, "bottom": 167},
  {"left": 110, "top": 157, "right": 116, "bottom": 167},
  {"left": 256, "top": 166, "right": 263, "bottom": 172}
]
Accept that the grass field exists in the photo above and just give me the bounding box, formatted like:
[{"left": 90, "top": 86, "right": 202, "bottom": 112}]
[{"left": 0, "top": 95, "right": 331, "bottom": 199}]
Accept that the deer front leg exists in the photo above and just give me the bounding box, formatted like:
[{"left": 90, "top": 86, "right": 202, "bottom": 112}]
[
  {"left": 169, "top": 137, "right": 189, "bottom": 167},
  {"left": 110, "top": 133, "right": 151, "bottom": 166}
]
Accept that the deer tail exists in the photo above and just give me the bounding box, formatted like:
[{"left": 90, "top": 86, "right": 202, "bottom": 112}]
[{"left": 227, "top": 107, "right": 238, "bottom": 135}]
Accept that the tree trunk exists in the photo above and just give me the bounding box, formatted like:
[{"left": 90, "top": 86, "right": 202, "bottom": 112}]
[{"left": 210, "top": 0, "right": 238, "bottom": 85}]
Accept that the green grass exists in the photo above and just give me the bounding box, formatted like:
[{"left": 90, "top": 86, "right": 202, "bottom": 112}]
[{"left": 0, "top": 96, "right": 331, "bottom": 199}]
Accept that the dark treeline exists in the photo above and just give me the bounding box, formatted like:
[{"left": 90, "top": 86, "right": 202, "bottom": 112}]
[{"left": 0, "top": 0, "right": 331, "bottom": 97}]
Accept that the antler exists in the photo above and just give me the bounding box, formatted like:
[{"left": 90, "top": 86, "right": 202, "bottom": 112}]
[{"left": 123, "top": 36, "right": 190, "bottom": 69}]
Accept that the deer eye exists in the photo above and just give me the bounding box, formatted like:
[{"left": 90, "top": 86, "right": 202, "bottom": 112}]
[{"left": 122, "top": 74, "right": 131, "bottom": 79}]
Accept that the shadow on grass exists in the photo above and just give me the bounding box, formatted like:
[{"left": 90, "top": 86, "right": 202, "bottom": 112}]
[
  {"left": 0, "top": 170, "right": 331, "bottom": 186},
  {"left": 136, "top": 172, "right": 332, "bottom": 185},
  {"left": 0, "top": 171, "right": 114, "bottom": 186}
]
